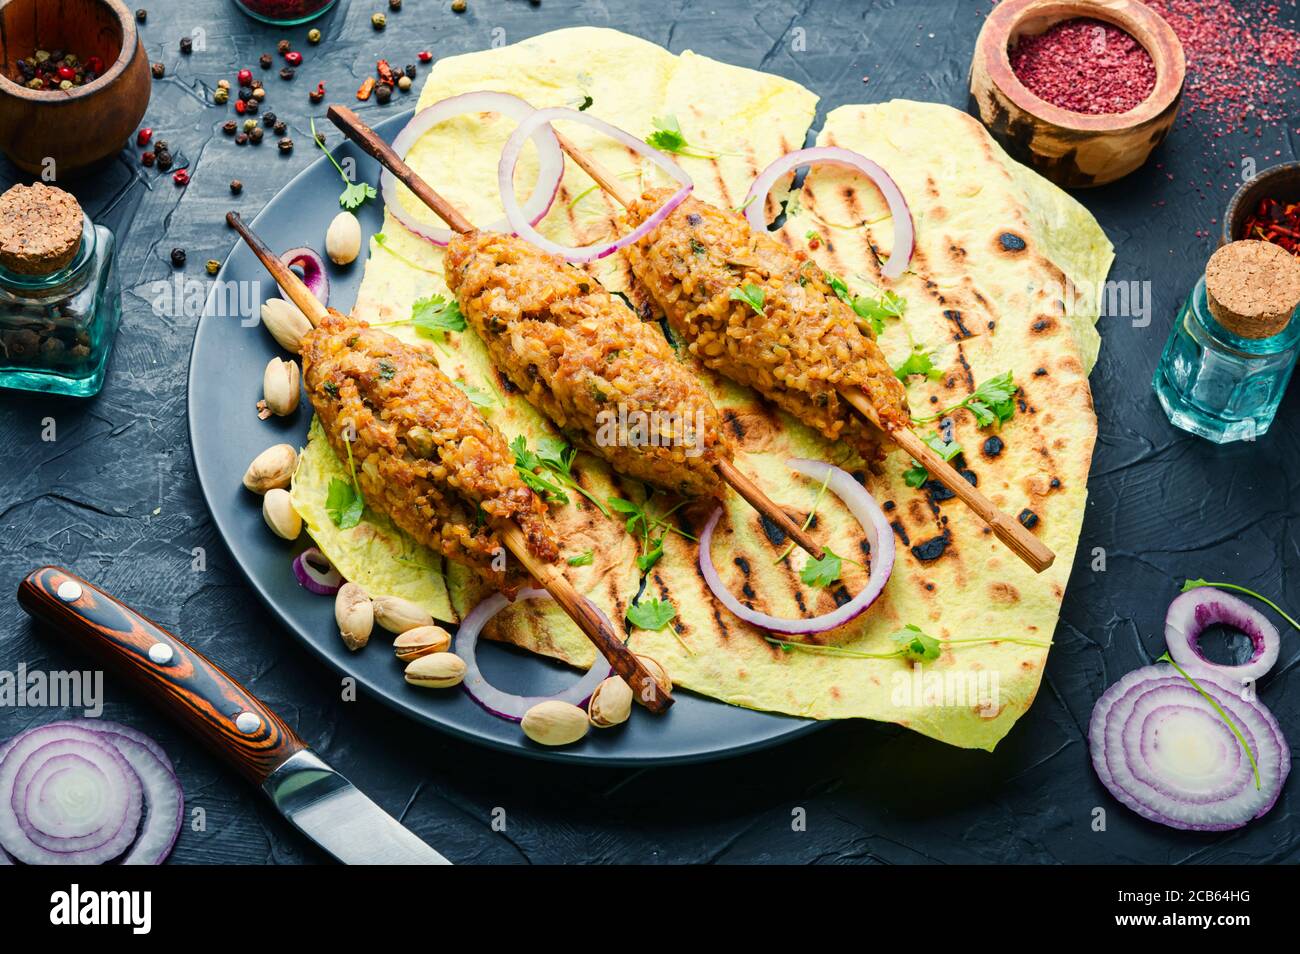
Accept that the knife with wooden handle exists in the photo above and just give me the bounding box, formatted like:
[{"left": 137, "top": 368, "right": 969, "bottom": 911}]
[{"left": 17, "top": 566, "right": 450, "bottom": 865}]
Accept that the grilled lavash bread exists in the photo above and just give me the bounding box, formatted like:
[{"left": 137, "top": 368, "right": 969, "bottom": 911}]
[{"left": 293, "top": 28, "right": 1112, "bottom": 749}]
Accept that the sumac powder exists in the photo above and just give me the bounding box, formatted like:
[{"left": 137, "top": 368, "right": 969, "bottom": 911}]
[{"left": 1009, "top": 17, "right": 1157, "bottom": 115}]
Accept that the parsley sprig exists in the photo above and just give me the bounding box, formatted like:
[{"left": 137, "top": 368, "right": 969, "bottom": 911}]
[
  {"left": 645, "top": 115, "right": 724, "bottom": 159},
  {"left": 326, "top": 433, "right": 365, "bottom": 529},
  {"left": 607, "top": 495, "right": 695, "bottom": 574},
  {"left": 824, "top": 271, "right": 906, "bottom": 336},
  {"left": 312, "top": 118, "right": 377, "bottom": 210},
  {"left": 767, "top": 625, "right": 1051, "bottom": 663},
  {"left": 512, "top": 436, "right": 610, "bottom": 516},
  {"left": 626, "top": 596, "right": 677, "bottom": 631},
  {"left": 914, "top": 371, "right": 1017, "bottom": 428},
  {"left": 893, "top": 345, "right": 944, "bottom": 383},
  {"left": 729, "top": 283, "right": 766, "bottom": 316}
]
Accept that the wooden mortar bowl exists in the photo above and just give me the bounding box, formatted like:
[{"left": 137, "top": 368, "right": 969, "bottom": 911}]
[
  {"left": 0, "top": 0, "right": 150, "bottom": 176},
  {"left": 970, "top": 0, "right": 1185, "bottom": 188}
]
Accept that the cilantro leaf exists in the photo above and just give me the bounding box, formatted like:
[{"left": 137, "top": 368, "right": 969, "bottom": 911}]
[
  {"left": 534, "top": 436, "right": 576, "bottom": 477},
  {"left": 567, "top": 550, "right": 594, "bottom": 567},
  {"left": 511, "top": 436, "right": 569, "bottom": 505},
  {"left": 454, "top": 379, "right": 495, "bottom": 409},
  {"left": 825, "top": 271, "right": 852, "bottom": 302},
  {"left": 729, "top": 283, "right": 766, "bottom": 316},
  {"left": 626, "top": 597, "right": 677, "bottom": 631},
  {"left": 325, "top": 477, "right": 363, "bottom": 530},
  {"left": 892, "top": 624, "right": 942, "bottom": 662},
  {"left": 800, "top": 547, "right": 843, "bottom": 588},
  {"left": 340, "top": 180, "right": 377, "bottom": 211},
  {"left": 409, "top": 295, "right": 466, "bottom": 340},
  {"left": 923, "top": 431, "right": 963, "bottom": 462},
  {"left": 903, "top": 462, "right": 930, "bottom": 488},
  {"left": 636, "top": 536, "right": 665, "bottom": 573},
  {"left": 646, "top": 115, "right": 686, "bottom": 152},
  {"left": 823, "top": 272, "right": 906, "bottom": 335},
  {"left": 893, "top": 346, "right": 944, "bottom": 382},
  {"left": 577, "top": 94, "right": 593, "bottom": 111},
  {"left": 917, "top": 371, "right": 1018, "bottom": 428}
]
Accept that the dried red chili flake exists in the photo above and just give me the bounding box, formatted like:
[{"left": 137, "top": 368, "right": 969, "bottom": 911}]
[
  {"left": 1009, "top": 17, "right": 1157, "bottom": 115},
  {"left": 357, "top": 76, "right": 376, "bottom": 101},
  {"left": 1243, "top": 197, "right": 1300, "bottom": 255},
  {"left": 376, "top": 59, "right": 397, "bottom": 87}
]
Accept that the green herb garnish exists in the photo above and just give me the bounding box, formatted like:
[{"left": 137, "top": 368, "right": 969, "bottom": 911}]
[
  {"left": 729, "top": 283, "right": 766, "bottom": 316},
  {"left": 823, "top": 271, "right": 906, "bottom": 335},
  {"left": 454, "top": 379, "right": 496, "bottom": 409},
  {"left": 800, "top": 547, "right": 843, "bottom": 588},
  {"left": 409, "top": 295, "right": 466, "bottom": 340},
  {"left": 645, "top": 115, "right": 721, "bottom": 159},
  {"left": 567, "top": 550, "right": 594, "bottom": 567},
  {"left": 608, "top": 494, "right": 694, "bottom": 572},
  {"left": 766, "top": 628, "right": 1051, "bottom": 662},
  {"left": 892, "top": 624, "right": 942, "bottom": 662},
  {"left": 312, "top": 118, "right": 377, "bottom": 210},
  {"left": 903, "top": 462, "right": 929, "bottom": 488},
  {"left": 626, "top": 597, "right": 677, "bottom": 631},
  {"left": 326, "top": 435, "right": 365, "bottom": 529},
  {"left": 914, "top": 371, "right": 1017, "bottom": 428},
  {"left": 893, "top": 346, "right": 944, "bottom": 383},
  {"left": 923, "top": 431, "right": 963, "bottom": 461},
  {"left": 512, "top": 435, "right": 610, "bottom": 515}
]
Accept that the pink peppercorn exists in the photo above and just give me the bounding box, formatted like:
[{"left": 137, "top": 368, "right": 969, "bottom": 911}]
[
  {"left": 238, "top": 68, "right": 253, "bottom": 86},
  {"left": 418, "top": 50, "right": 432, "bottom": 62},
  {"left": 137, "top": 127, "right": 153, "bottom": 146},
  {"left": 284, "top": 51, "right": 303, "bottom": 67},
  {"left": 172, "top": 169, "right": 190, "bottom": 186}
]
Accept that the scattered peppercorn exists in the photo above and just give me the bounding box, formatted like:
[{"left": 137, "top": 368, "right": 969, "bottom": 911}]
[
  {"left": 356, "top": 76, "right": 375, "bottom": 100},
  {"left": 136, "top": 127, "right": 152, "bottom": 146},
  {"left": 242, "top": 119, "right": 257, "bottom": 133},
  {"left": 417, "top": 50, "right": 433, "bottom": 63},
  {"left": 273, "top": 121, "right": 287, "bottom": 135},
  {"left": 206, "top": 259, "right": 220, "bottom": 275},
  {"left": 389, "top": 0, "right": 402, "bottom": 9},
  {"left": 284, "top": 51, "right": 303, "bottom": 67},
  {"left": 375, "top": 83, "right": 392, "bottom": 104},
  {"left": 250, "top": 78, "right": 263, "bottom": 90},
  {"left": 244, "top": 98, "right": 258, "bottom": 114},
  {"left": 217, "top": 78, "right": 230, "bottom": 90},
  {"left": 151, "top": 61, "right": 165, "bottom": 79},
  {"left": 308, "top": 85, "right": 324, "bottom": 104},
  {"left": 250, "top": 126, "right": 264, "bottom": 144},
  {"left": 252, "top": 87, "right": 266, "bottom": 101},
  {"left": 397, "top": 75, "right": 412, "bottom": 92},
  {"left": 234, "top": 99, "right": 247, "bottom": 114},
  {"left": 307, "top": 29, "right": 322, "bottom": 44},
  {"left": 376, "top": 59, "right": 397, "bottom": 86},
  {"left": 230, "top": 179, "right": 243, "bottom": 194},
  {"left": 259, "top": 53, "right": 273, "bottom": 69},
  {"left": 372, "top": 12, "right": 387, "bottom": 29},
  {"left": 261, "top": 111, "right": 277, "bottom": 127},
  {"left": 141, "top": 151, "right": 155, "bottom": 167},
  {"left": 222, "top": 120, "right": 238, "bottom": 135},
  {"left": 452, "top": 0, "right": 466, "bottom": 12},
  {"left": 179, "top": 36, "right": 192, "bottom": 54},
  {"left": 404, "top": 63, "right": 418, "bottom": 79},
  {"left": 136, "top": 9, "right": 147, "bottom": 22},
  {"left": 314, "top": 130, "right": 326, "bottom": 147},
  {"left": 172, "top": 169, "right": 190, "bottom": 186},
  {"left": 155, "top": 151, "right": 173, "bottom": 171},
  {"left": 278, "top": 137, "right": 294, "bottom": 154},
  {"left": 238, "top": 68, "right": 252, "bottom": 86},
  {"left": 170, "top": 248, "right": 186, "bottom": 268},
  {"left": 235, "top": 133, "right": 248, "bottom": 146},
  {"left": 213, "top": 87, "right": 228, "bottom": 104},
  {"left": 279, "top": 66, "right": 295, "bottom": 81}
]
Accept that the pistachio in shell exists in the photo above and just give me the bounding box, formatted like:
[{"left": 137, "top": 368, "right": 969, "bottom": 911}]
[
  {"left": 521, "top": 700, "right": 590, "bottom": 746},
  {"left": 373, "top": 595, "right": 434, "bottom": 634},
  {"left": 335, "top": 582, "right": 373, "bottom": 651},
  {"left": 393, "top": 625, "right": 451, "bottom": 662},
  {"left": 262, "top": 356, "right": 300, "bottom": 417},
  {"left": 262, "top": 487, "right": 302, "bottom": 540},
  {"left": 633, "top": 654, "right": 672, "bottom": 706},
  {"left": 325, "top": 211, "right": 362, "bottom": 265},
  {"left": 260, "top": 297, "right": 313, "bottom": 354},
  {"left": 243, "top": 443, "right": 297, "bottom": 494},
  {"left": 587, "top": 675, "right": 633, "bottom": 728},
  {"left": 404, "top": 652, "right": 466, "bottom": 689}
]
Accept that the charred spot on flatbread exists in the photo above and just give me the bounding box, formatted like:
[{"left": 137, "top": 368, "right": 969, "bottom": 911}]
[
  {"left": 1017, "top": 508, "right": 1039, "bottom": 529},
  {"left": 998, "top": 231, "right": 1028, "bottom": 253},
  {"left": 982, "top": 435, "right": 1004, "bottom": 458},
  {"left": 911, "top": 533, "right": 950, "bottom": 562}
]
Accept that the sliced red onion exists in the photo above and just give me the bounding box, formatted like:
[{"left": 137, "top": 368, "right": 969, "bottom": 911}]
[
  {"left": 1165, "top": 588, "right": 1280, "bottom": 684},
  {"left": 383, "top": 91, "right": 565, "bottom": 247},
  {"left": 1089, "top": 664, "right": 1289, "bottom": 831},
  {"left": 293, "top": 547, "right": 344, "bottom": 595},
  {"left": 280, "top": 247, "right": 330, "bottom": 305},
  {"left": 499, "top": 106, "right": 693, "bottom": 264},
  {"left": 103, "top": 730, "right": 184, "bottom": 866},
  {"left": 699, "top": 459, "right": 895, "bottom": 634},
  {"left": 0, "top": 724, "right": 142, "bottom": 865},
  {"left": 744, "top": 146, "right": 914, "bottom": 280},
  {"left": 453, "top": 588, "right": 612, "bottom": 722}
]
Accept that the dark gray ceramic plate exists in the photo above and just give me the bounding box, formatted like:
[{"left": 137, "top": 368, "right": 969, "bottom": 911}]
[{"left": 188, "top": 110, "right": 822, "bottom": 765}]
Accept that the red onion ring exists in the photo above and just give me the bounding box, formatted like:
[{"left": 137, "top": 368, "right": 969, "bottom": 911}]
[
  {"left": 743, "top": 146, "right": 914, "bottom": 280},
  {"left": 453, "top": 588, "right": 612, "bottom": 722},
  {"left": 1165, "top": 588, "right": 1280, "bottom": 684},
  {"left": 699, "top": 459, "right": 895, "bottom": 634},
  {"left": 280, "top": 247, "right": 330, "bottom": 305},
  {"left": 93, "top": 726, "right": 184, "bottom": 866},
  {"left": 499, "top": 106, "right": 693, "bottom": 264},
  {"left": 383, "top": 91, "right": 565, "bottom": 247},
  {"left": 293, "top": 546, "right": 344, "bottom": 595},
  {"left": 1089, "top": 664, "right": 1289, "bottom": 831}
]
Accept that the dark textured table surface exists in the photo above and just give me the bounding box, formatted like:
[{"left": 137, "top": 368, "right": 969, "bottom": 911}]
[{"left": 1, "top": 0, "right": 1297, "bottom": 865}]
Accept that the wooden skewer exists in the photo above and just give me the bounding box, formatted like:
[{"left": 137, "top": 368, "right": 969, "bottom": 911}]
[
  {"left": 546, "top": 138, "right": 1055, "bottom": 574},
  {"left": 327, "top": 104, "right": 826, "bottom": 562},
  {"left": 226, "top": 210, "right": 673, "bottom": 713}
]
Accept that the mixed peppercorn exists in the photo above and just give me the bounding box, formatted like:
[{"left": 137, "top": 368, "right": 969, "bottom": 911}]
[{"left": 12, "top": 50, "right": 105, "bottom": 90}]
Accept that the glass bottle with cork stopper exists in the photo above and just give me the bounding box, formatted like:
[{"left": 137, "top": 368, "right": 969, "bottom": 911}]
[
  {"left": 1153, "top": 240, "right": 1300, "bottom": 443},
  {"left": 0, "top": 183, "right": 120, "bottom": 397}
]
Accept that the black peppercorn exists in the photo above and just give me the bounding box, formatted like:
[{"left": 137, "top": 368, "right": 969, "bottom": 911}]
[
  {"left": 136, "top": 8, "right": 147, "bottom": 22},
  {"left": 278, "top": 137, "right": 294, "bottom": 154},
  {"left": 244, "top": 99, "right": 258, "bottom": 114},
  {"left": 277, "top": 39, "right": 291, "bottom": 55},
  {"left": 222, "top": 120, "right": 238, "bottom": 135},
  {"left": 151, "top": 61, "right": 165, "bottom": 79},
  {"left": 273, "top": 121, "right": 287, "bottom": 136},
  {"left": 375, "top": 83, "right": 392, "bottom": 104},
  {"left": 261, "top": 111, "right": 277, "bottom": 127},
  {"left": 308, "top": 87, "right": 324, "bottom": 104},
  {"left": 279, "top": 67, "right": 295, "bottom": 81},
  {"left": 250, "top": 126, "right": 264, "bottom": 144},
  {"left": 389, "top": 0, "right": 402, "bottom": 9},
  {"left": 238, "top": 87, "right": 251, "bottom": 101},
  {"left": 155, "top": 151, "right": 173, "bottom": 171},
  {"left": 404, "top": 63, "right": 417, "bottom": 79},
  {"left": 154, "top": 139, "right": 168, "bottom": 152},
  {"left": 170, "top": 248, "right": 186, "bottom": 268},
  {"left": 179, "top": 36, "right": 192, "bottom": 54},
  {"left": 260, "top": 53, "right": 273, "bottom": 69},
  {"left": 230, "top": 179, "right": 243, "bottom": 194},
  {"left": 250, "top": 78, "right": 263, "bottom": 90}
]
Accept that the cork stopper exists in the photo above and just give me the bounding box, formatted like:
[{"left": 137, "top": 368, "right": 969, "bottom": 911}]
[
  {"left": 0, "top": 183, "right": 84, "bottom": 276},
  {"left": 1205, "top": 240, "right": 1300, "bottom": 339}
]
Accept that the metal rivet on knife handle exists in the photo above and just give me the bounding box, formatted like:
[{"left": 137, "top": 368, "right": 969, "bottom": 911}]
[
  {"left": 235, "top": 712, "right": 262, "bottom": 734},
  {"left": 56, "top": 580, "right": 82, "bottom": 602},
  {"left": 148, "top": 643, "right": 175, "bottom": 665}
]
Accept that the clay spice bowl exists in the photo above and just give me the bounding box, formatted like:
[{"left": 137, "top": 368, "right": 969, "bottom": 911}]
[
  {"left": 970, "top": 0, "right": 1185, "bottom": 188},
  {"left": 0, "top": 0, "right": 151, "bottom": 176}
]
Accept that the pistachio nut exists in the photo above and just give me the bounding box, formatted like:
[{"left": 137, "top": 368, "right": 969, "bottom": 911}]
[
  {"left": 262, "top": 356, "right": 301, "bottom": 417},
  {"left": 325, "top": 211, "right": 362, "bottom": 265},
  {"left": 404, "top": 652, "right": 466, "bottom": 689},
  {"left": 261, "top": 488, "right": 302, "bottom": 540},
  {"left": 634, "top": 654, "right": 672, "bottom": 706},
  {"left": 521, "top": 700, "right": 590, "bottom": 747},
  {"left": 373, "top": 595, "right": 434, "bottom": 634},
  {"left": 260, "top": 297, "right": 313, "bottom": 354},
  {"left": 393, "top": 625, "right": 451, "bottom": 662},
  {"left": 242, "top": 443, "right": 297, "bottom": 494},
  {"left": 587, "top": 675, "right": 633, "bottom": 728},
  {"left": 334, "top": 582, "right": 373, "bottom": 651}
]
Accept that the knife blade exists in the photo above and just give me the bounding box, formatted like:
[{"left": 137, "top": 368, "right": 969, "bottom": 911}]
[{"left": 17, "top": 566, "right": 451, "bottom": 865}]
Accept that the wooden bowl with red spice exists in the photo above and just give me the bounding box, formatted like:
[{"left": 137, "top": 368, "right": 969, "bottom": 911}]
[
  {"left": 0, "top": 0, "right": 151, "bottom": 176},
  {"left": 970, "top": 0, "right": 1185, "bottom": 188}
]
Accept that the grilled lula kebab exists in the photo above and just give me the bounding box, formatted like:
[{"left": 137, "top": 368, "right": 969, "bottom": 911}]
[
  {"left": 226, "top": 212, "right": 672, "bottom": 713},
  {"left": 548, "top": 131, "right": 1056, "bottom": 573},
  {"left": 327, "top": 105, "right": 826, "bottom": 561}
]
